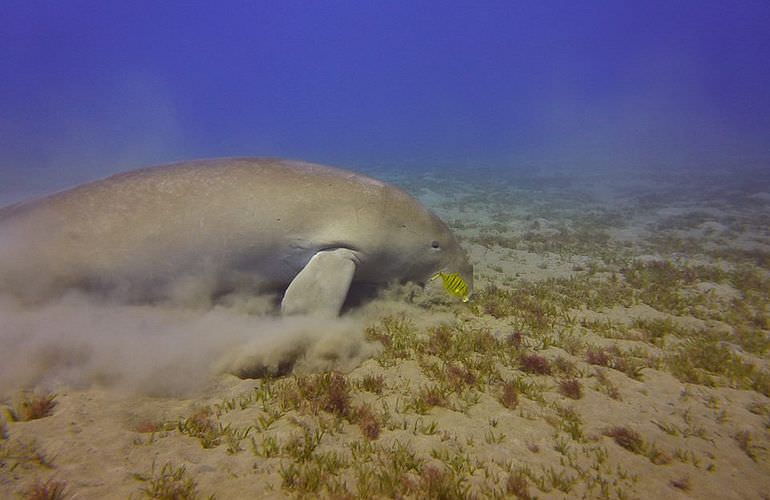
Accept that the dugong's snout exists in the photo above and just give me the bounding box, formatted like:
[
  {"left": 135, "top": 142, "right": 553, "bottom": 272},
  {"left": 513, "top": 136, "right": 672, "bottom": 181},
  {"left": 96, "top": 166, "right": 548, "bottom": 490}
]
[{"left": 433, "top": 249, "right": 474, "bottom": 300}]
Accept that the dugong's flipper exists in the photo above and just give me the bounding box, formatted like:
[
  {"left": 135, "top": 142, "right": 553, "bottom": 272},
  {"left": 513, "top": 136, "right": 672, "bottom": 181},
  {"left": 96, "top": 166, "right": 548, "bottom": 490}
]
[{"left": 281, "top": 248, "right": 358, "bottom": 317}]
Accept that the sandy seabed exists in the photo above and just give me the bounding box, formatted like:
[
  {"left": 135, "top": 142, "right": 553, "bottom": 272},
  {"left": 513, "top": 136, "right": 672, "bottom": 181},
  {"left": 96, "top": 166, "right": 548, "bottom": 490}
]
[{"left": 2, "top": 169, "right": 769, "bottom": 499}]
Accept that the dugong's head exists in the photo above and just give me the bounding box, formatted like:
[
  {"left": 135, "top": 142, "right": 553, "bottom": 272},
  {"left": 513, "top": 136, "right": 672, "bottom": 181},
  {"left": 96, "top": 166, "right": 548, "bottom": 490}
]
[
  {"left": 408, "top": 213, "right": 474, "bottom": 295},
  {"left": 361, "top": 186, "right": 473, "bottom": 297}
]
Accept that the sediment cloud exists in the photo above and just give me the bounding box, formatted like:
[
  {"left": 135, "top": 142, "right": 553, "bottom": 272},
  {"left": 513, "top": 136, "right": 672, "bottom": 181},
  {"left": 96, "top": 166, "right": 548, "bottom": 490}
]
[{"left": 0, "top": 292, "right": 380, "bottom": 397}]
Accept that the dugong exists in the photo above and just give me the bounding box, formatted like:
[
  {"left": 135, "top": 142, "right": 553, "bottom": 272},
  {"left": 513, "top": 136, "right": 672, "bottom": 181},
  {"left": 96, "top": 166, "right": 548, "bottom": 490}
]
[{"left": 0, "top": 158, "right": 473, "bottom": 315}]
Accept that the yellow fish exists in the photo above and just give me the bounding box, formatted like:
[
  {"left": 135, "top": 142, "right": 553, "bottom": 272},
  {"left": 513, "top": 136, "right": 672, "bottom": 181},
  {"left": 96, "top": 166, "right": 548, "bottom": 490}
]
[{"left": 431, "top": 272, "right": 470, "bottom": 302}]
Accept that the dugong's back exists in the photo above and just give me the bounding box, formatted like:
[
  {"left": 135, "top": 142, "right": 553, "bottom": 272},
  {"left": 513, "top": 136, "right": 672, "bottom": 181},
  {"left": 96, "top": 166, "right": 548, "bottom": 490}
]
[{"left": 0, "top": 158, "right": 399, "bottom": 303}]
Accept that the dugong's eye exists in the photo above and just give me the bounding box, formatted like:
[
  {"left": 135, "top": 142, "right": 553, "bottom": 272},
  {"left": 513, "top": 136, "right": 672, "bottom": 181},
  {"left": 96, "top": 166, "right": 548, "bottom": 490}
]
[{"left": 431, "top": 240, "right": 440, "bottom": 249}]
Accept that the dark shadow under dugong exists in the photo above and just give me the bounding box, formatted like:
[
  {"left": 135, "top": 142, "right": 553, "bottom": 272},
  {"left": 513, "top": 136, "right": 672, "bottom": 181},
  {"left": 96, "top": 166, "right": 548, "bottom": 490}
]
[{"left": 0, "top": 158, "right": 473, "bottom": 316}]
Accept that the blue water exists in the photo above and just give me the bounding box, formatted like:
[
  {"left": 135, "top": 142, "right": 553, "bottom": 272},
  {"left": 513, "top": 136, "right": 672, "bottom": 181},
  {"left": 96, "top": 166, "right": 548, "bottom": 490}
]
[{"left": 1, "top": 1, "right": 769, "bottom": 199}]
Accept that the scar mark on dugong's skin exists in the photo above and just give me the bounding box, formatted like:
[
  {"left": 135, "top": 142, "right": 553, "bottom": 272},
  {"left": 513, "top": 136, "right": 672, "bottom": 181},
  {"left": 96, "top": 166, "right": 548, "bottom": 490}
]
[{"left": 0, "top": 157, "right": 473, "bottom": 316}]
